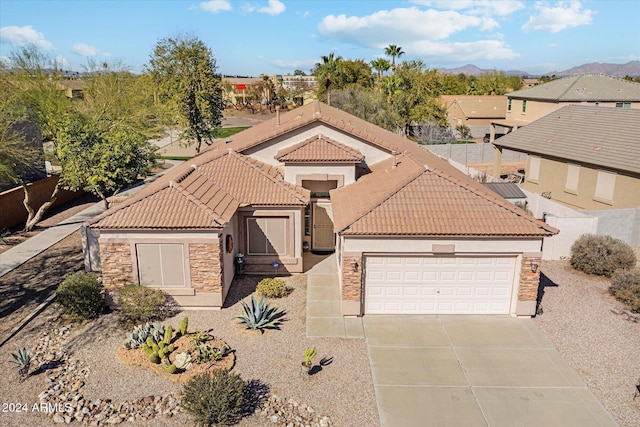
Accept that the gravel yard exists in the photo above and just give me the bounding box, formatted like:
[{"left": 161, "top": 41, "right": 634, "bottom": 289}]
[
  {"left": 534, "top": 260, "right": 640, "bottom": 427},
  {"left": 0, "top": 273, "right": 379, "bottom": 427}
]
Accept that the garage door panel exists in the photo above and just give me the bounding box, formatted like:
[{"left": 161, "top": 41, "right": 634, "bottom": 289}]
[{"left": 365, "top": 256, "right": 516, "bottom": 315}]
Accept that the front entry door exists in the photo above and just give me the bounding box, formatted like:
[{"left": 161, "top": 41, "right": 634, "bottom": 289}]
[{"left": 312, "top": 203, "right": 335, "bottom": 251}]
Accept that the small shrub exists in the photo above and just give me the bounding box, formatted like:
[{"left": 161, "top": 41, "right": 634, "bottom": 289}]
[
  {"left": 118, "top": 284, "right": 166, "bottom": 323},
  {"left": 181, "top": 370, "right": 245, "bottom": 426},
  {"left": 256, "top": 278, "right": 287, "bottom": 298},
  {"left": 56, "top": 272, "right": 104, "bottom": 319},
  {"left": 569, "top": 234, "right": 636, "bottom": 277},
  {"left": 609, "top": 269, "right": 640, "bottom": 313}
]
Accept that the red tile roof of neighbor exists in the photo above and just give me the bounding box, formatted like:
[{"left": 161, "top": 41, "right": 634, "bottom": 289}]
[
  {"left": 275, "top": 134, "right": 364, "bottom": 163},
  {"left": 89, "top": 101, "right": 556, "bottom": 237}
]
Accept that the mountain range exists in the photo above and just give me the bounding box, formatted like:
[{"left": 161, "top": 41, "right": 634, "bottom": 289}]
[{"left": 438, "top": 61, "right": 640, "bottom": 78}]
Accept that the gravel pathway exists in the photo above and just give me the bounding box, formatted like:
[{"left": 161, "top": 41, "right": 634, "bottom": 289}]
[
  {"left": 0, "top": 273, "right": 379, "bottom": 426},
  {"left": 534, "top": 260, "right": 640, "bottom": 427}
]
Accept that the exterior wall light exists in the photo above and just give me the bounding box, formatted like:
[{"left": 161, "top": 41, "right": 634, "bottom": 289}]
[
  {"left": 350, "top": 260, "right": 359, "bottom": 272},
  {"left": 530, "top": 261, "right": 539, "bottom": 273}
]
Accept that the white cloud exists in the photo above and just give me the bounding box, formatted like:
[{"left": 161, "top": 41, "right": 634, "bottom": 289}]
[
  {"left": 0, "top": 25, "right": 53, "bottom": 49},
  {"left": 72, "top": 43, "right": 98, "bottom": 56},
  {"left": 408, "top": 39, "right": 519, "bottom": 61},
  {"left": 258, "top": 0, "right": 285, "bottom": 16},
  {"left": 200, "top": 0, "right": 232, "bottom": 13},
  {"left": 53, "top": 55, "right": 69, "bottom": 68},
  {"left": 411, "top": 1, "right": 525, "bottom": 16},
  {"left": 319, "top": 7, "right": 487, "bottom": 46},
  {"left": 272, "top": 58, "right": 317, "bottom": 71},
  {"left": 522, "top": 1, "right": 594, "bottom": 33}
]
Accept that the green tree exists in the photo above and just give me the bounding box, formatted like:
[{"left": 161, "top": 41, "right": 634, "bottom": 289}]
[
  {"left": 147, "top": 34, "right": 224, "bottom": 153},
  {"left": 56, "top": 114, "right": 155, "bottom": 209},
  {"left": 384, "top": 44, "right": 405, "bottom": 73},
  {"left": 313, "top": 52, "right": 343, "bottom": 106},
  {"left": 370, "top": 58, "right": 391, "bottom": 85}
]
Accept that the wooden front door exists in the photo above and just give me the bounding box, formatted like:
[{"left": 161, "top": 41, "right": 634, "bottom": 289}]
[{"left": 312, "top": 203, "right": 335, "bottom": 251}]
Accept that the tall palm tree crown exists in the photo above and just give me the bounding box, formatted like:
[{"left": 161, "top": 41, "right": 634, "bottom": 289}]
[{"left": 384, "top": 44, "right": 405, "bottom": 73}]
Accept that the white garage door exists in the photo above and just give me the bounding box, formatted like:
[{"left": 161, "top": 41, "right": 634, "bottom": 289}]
[{"left": 365, "top": 256, "right": 516, "bottom": 314}]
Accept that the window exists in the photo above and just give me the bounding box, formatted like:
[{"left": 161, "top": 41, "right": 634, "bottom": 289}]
[
  {"left": 595, "top": 170, "right": 616, "bottom": 202},
  {"left": 528, "top": 156, "right": 540, "bottom": 182},
  {"left": 521, "top": 100, "right": 527, "bottom": 113},
  {"left": 615, "top": 102, "right": 631, "bottom": 109},
  {"left": 565, "top": 164, "right": 580, "bottom": 193},
  {"left": 304, "top": 205, "right": 311, "bottom": 236},
  {"left": 136, "top": 244, "right": 185, "bottom": 287},
  {"left": 507, "top": 99, "right": 512, "bottom": 111},
  {"left": 247, "top": 217, "right": 287, "bottom": 255}
]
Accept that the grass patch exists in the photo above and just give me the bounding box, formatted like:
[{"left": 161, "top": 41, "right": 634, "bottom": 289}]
[{"left": 217, "top": 127, "right": 250, "bottom": 139}]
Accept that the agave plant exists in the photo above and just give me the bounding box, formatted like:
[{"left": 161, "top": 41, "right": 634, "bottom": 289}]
[
  {"left": 235, "top": 295, "right": 285, "bottom": 333},
  {"left": 11, "top": 347, "right": 31, "bottom": 381}
]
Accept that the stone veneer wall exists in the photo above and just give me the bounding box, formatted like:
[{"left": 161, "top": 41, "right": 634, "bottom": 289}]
[
  {"left": 341, "top": 254, "right": 362, "bottom": 303},
  {"left": 189, "top": 240, "right": 223, "bottom": 294},
  {"left": 517, "top": 253, "right": 542, "bottom": 303},
  {"left": 99, "top": 242, "right": 134, "bottom": 289}
]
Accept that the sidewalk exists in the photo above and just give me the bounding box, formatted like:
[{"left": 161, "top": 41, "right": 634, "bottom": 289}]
[{"left": 0, "top": 161, "right": 183, "bottom": 278}]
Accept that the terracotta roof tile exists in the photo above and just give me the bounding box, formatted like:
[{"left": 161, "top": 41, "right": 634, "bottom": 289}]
[
  {"left": 275, "top": 134, "right": 364, "bottom": 163},
  {"left": 89, "top": 150, "right": 309, "bottom": 230}
]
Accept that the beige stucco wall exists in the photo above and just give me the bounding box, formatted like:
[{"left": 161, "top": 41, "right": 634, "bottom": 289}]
[
  {"left": 506, "top": 100, "right": 640, "bottom": 124},
  {"left": 343, "top": 237, "right": 542, "bottom": 254},
  {"left": 523, "top": 156, "right": 640, "bottom": 210},
  {"left": 285, "top": 164, "right": 356, "bottom": 186},
  {"left": 243, "top": 123, "right": 393, "bottom": 167}
]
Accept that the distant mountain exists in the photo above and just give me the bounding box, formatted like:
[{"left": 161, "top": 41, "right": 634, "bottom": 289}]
[
  {"left": 549, "top": 61, "right": 640, "bottom": 77},
  {"left": 438, "top": 64, "right": 531, "bottom": 77},
  {"left": 438, "top": 61, "right": 640, "bottom": 78}
]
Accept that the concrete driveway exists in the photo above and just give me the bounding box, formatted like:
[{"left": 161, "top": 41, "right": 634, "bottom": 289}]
[{"left": 364, "top": 316, "right": 618, "bottom": 427}]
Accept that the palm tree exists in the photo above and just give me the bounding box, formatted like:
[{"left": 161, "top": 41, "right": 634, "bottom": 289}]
[
  {"left": 314, "top": 52, "right": 343, "bottom": 106},
  {"left": 384, "top": 44, "right": 405, "bottom": 74},
  {"left": 370, "top": 58, "right": 391, "bottom": 85}
]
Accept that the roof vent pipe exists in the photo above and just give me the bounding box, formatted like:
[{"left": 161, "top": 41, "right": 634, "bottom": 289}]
[
  {"left": 191, "top": 164, "right": 197, "bottom": 170},
  {"left": 169, "top": 180, "right": 174, "bottom": 188}
]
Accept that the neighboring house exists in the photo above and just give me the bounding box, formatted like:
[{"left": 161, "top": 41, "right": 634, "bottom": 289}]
[
  {"left": 492, "top": 105, "right": 640, "bottom": 211},
  {"left": 489, "top": 74, "right": 640, "bottom": 141},
  {"left": 85, "top": 102, "right": 556, "bottom": 317},
  {"left": 483, "top": 182, "right": 527, "bottom": 206},
  {"left": 521, "top": 78, "right": 540, "bottom": 88},
  {"left": 58, "top": 79, "right": 86, "bottom": 99},
  {"left": 440, "top": 95, "right": 507, "bottom": 138},
  {"left": 222, "top": 77, "right": 268, "bottom": 107}
]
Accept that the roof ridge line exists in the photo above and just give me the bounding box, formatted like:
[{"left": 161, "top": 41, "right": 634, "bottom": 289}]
[
  {"left": 229, "top": 151, "right": 309, "bottom": 204},
  {"left": 171, "top": 180, "right": 228, "bottom": 227},
  {"left": 340, "top": 161, "right": 424, "bottom": 232}
]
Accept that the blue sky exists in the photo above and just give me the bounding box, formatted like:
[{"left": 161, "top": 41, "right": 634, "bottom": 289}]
[{"left": 1, "top": 0, "right": 639, "bottom": 76}]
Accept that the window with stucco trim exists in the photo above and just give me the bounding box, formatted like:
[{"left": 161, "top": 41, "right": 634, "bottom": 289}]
[
  {"left": 565, "top": 164, "right": 580, "bottom": 193},
  {"left": 594, "top": 170, "right": 616, "bottom": 202},
  {"left": 136, "top": 243, "right": 185, "bottom": 287},
  {"left": 528, "top": 156, "right": 540, "bottom": 182},
  {"left": 246, "top": 217, "right": 287, "bottom": 255}
]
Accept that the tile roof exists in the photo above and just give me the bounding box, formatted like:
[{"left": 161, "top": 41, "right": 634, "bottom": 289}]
[
  {"left": 275, "top": 134, "right": 364, "bottom": 163},
  {"left": 90, "top": 150, "right": 309, "bottom": 230},
  {"left": 483, "top": 182, "right": 527, "bottom": 199},
  {"left": 493, "top": 105, "right": 640, "bottom": 175},
  {"left": 507, "top": 74, "right": 640, "bottom": 102},
  {"left": 446, "top": 96, "right": 507, "bottom": 118},
  {"left": 331, "top": 155, "right": 556, "bottom": 237},
  {"left": 91, "top": 101, "right": 556, "bottom": 238}
]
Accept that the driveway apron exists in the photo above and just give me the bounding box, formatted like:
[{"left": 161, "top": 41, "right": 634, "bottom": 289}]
[{"left": 364, "top": 316, "right": 618, "bottom": 427}]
